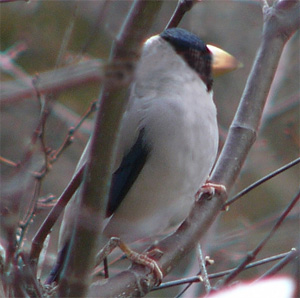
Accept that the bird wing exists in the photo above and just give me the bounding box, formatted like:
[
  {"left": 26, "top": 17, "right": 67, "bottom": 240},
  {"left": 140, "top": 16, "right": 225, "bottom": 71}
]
[{"left": 106, "top": 127, "right": 150, "bottom": 217}]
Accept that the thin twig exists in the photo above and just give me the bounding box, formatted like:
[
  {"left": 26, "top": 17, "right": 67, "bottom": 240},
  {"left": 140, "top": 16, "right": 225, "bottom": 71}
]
[
  {"left": 0, "top": 155, "right": 18, "bottom": 167},
  {"left": 0, "top": 42, "right": 30, "bottom": 85},
  {"left": 49, "top": 100, "right": 97, "bottom": 163},
  {"left": 55, "top": 2, "right": 79, "bottom": 68},
  {"left": 18, "top": 179, "right": 42, "bottom": 246},
  {"left": 29, "top": 166, "right": 84, "bottom": 269},
  {"left": 173, "top": 249, "right": 214, "bottom": 297},
  {"left": 18, "top": 252, "right": 43, "bottom": 298},
  {"left": 153, "top": 249, "right": 295, "bottom": 291},
  {"left": 36, "top": 195, "right": 57, "bottom": 210},
  {"left": 80, "top": 1, "right": 110, "bottom": 55},
  {"left": 15, "top": 1, "right": 98, "bottom": 252},
  {"left": 256, "top": 248, "right": 298, "bottom": 281},
  {"left": 264, "top": 92, "right": 299, "bottom": 121},
  {"left": 165, "top": 0, "right": 195, "bottom": 29},
  {"left": 174, "top": 276, "right": 203, "bottom": 298},
  {"left": 221, "top": 189, "right": 300, "bottom": 286},
  {"left": 197, "top": 243, "right": 211, "bottom": 294},
  {"left": 224, "top": 157, "right": 300, "bottom": 208},
  {"left": 17, "top": 81, "right": 53, "bottom": 251},
  {"left": 1, "top": 166, "right": 32, "bottom": 270}
]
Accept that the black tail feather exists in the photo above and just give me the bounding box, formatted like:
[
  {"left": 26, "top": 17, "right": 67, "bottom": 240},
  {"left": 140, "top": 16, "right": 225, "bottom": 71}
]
[{"left": 45, "top": 241, "right": 69, "bottom": 285}]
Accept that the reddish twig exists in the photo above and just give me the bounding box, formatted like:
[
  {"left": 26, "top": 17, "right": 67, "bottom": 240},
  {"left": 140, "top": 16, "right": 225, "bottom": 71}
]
[
  {"left": 49, "top": 100, "right": 97, "bottom": 163},
  {"left": 29, "top": 166, "right": 84, "bottom": 269}
]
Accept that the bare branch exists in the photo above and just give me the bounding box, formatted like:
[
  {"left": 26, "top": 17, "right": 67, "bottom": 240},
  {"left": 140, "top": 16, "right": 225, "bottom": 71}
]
[
  {"left": 221, "top": 189, "right": 300, "bottom": 285},
  {"left": 29, "top": 166, "right": 84, "bottom": 268},
  {"left": 58, "top": 1, "right": 164, "bottom": 297},
  {"left": 256, "top": 248, "right": 298, "bottom": 281},
  {"left": 29, "top": 99, "right": 96, "bottom": 268},
  {"left": 153, "top": 250, "right": 296, "bottom": 291},
  {"left": 0, "top": 59, "right": 103, "bottom": 104},
  {"left": 166, "top": 0, "right": 195, "bottom": 29},
  {"left": 0, "top": 165, "right": 32, "bottom": 273},
  {"left": 211, "top": 0, "right": 300, "bottom": 190},
  {"left": 49, "top": 100, "right": 97, "bottom": 163},
  {"left": 224, "top": 157, "right": 300, "bottom": 207},
  {"left": 80, "top": 1, "right": 110, "bottom": 55}
]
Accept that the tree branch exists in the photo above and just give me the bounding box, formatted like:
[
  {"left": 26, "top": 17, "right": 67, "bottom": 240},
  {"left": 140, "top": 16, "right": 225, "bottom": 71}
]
[
  {"left": 29, "top": 166, "right": 84, "bottom": 268},
  {"left": 221, "top": 188, "right": 300, "bottom": 285},
  {"left": 0, "top": 59, "right": 103, "bottom": 104},
  {"left": 166, "top": 0, "right": 195, "bottom": 29},
  {"left": 212, "top": 0, "right": 300, "bottom": 189},
  {"left": 58, "top": 1, "right": 163, "bottom": 297}
]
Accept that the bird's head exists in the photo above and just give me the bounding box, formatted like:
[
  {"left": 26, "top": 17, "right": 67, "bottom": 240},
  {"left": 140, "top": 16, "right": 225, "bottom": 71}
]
[{"left": 159, "top": 28, "right": 241, "bottom": 91}]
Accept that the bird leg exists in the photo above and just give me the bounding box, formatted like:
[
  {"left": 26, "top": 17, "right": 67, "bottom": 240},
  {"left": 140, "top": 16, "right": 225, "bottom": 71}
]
[{"left": 95, "top": 237, "right": 163, "bottom": 285}]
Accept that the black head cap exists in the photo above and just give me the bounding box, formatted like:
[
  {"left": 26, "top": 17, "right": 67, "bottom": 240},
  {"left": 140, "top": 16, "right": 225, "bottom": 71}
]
[{"left": 160, "top": 28, "right": 213, "bottom": 92}]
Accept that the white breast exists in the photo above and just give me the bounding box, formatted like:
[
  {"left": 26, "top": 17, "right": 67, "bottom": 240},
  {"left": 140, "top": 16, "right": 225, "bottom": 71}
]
[{"left": 103, "top": 36, "right": 218, "bottom": 242}]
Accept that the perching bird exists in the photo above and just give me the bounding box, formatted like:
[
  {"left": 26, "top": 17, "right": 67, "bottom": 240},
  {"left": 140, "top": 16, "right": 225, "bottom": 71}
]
[{"left": 48, "top": 28, "right": 239, "bottom": 284}]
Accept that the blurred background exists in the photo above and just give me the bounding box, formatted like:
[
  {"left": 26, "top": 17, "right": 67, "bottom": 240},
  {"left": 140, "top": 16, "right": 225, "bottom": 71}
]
[{"left": 1, "top": 1, "right": 299, "bottom": 297}]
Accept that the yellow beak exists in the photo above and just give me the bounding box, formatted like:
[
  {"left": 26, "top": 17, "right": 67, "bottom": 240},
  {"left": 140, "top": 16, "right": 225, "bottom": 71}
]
[{"left": 207, "top": 44, "right": 243, "bottom": 77}]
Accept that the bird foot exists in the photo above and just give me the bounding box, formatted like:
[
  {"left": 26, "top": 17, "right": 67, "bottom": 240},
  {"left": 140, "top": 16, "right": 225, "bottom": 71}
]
[
  {"left": 95, "top": 237, "right": 163, "bottom": 286},
  {"left": 195, "top": 182, "right": 227, "bottom": 201},
  {"left": 126, "top": 246, "right": 164, "bottom": 286}
]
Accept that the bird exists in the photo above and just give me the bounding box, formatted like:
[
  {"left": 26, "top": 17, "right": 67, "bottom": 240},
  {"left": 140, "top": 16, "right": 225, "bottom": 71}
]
[{"left": 47, "top": 27, "right": 239, "bottom": 284}]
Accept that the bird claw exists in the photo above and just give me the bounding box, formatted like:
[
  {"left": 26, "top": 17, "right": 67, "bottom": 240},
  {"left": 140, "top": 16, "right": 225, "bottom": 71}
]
[
  {"left": 196, "top": 182, "right": 227, "bottom": 201},
  {"left": 129, "top": 249, "right": 163, "bottom": 285},
  {"left": 96, "top": 237, "right": 163, "bottom": 286}
]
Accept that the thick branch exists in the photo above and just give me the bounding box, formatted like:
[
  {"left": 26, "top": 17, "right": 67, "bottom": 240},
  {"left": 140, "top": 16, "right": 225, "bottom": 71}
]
[
  {"left": 58, "top": 1, "right": 163, "bottom": 297},
  {"left": 0, "top": 60, "right": 103, "bottom": 104},
  {"left": 212, "top": 0, "right": 300, "bottom": 189}
]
